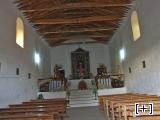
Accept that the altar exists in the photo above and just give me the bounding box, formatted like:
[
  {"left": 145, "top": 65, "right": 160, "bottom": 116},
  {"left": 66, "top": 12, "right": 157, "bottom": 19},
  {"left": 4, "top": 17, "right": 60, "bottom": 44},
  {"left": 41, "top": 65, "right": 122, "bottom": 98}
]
[{"left": 68, "top": 79, "right": 94, "bottom": 90}]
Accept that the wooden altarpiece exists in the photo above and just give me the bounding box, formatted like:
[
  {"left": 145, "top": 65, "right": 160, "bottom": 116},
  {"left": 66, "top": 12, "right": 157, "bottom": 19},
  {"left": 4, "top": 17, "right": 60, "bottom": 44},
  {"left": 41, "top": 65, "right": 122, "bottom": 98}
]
[{"left": 71, "top": 48, "right": 90, "bottom": 79}]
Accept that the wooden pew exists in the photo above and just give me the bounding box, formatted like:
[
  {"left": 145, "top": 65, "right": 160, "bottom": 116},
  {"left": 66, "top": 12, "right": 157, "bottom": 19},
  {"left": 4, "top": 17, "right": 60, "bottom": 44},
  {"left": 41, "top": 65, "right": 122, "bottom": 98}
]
[
  {"left": 114, "top": 100, "right": 160, "bottom": 120},
  {"left": 23, "top": 99, "right": 68, "bottom": 112},
  {"left": 0, "top": 108, "right": 59, "bottom": 115},
  {"left": 110, "top": 97, "right": 160, "bottom": 119},
  {"left": 0, "top": 113, "right": 54, "bottom": 120},
  {"left": 30, "top": 98, "right": 67, "bottom": 102},
  {"left": 29, "top": 99, "right": 69, "bottom": 105},
  {"left": 0, "top": 98, "right": 68, "bottom": 120},
  {"left": 128, "top": 115, "right": 160, "bottom": 120},
  {"left": 100, "top": 93, "right": 160, "bottom": 120},
  {"left": 8, "top": 104, "right": 66, "bottom": 116},
  {"left": 104, "top": 94, "right": 146, "bottom": 119},
  {"left": 0, "top": 108, "right": 59, "bottom": 120},
  {"left": 98, "top": 93, "right": 135, "bottom": 111},
  {"left": 23, "top": 99, "right": 68, "bottom": 108},
  {"left": 99, "top": 93, "right": 137, "bottom": 118}
]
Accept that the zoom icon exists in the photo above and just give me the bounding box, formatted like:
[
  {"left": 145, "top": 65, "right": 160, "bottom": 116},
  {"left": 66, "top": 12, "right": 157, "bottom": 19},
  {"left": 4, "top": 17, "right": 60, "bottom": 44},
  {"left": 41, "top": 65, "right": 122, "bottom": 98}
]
[{"left": 135, "top": 103, "right": 153, "bottom": 116}]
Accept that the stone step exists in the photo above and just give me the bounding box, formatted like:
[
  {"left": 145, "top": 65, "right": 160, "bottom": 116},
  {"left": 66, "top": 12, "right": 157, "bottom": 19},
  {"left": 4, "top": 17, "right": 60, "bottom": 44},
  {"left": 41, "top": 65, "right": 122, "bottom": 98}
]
[
  {"left": 69, "top": 94, "right": 95, "bottom": 98},
  {"left": 70, "top": 93, "right": 93, "bottom": 96},
  {"left": 69, "top": 96, "right": 96, "bottom": 101},
  {"left": 68, "top": 89, "right": 97, "bottom": 108},
  {"left": 70, "top": 89, "right": 92, "bottom": 92},
  {"left": 68, "top": 102, "right": 99, "bottom": 108},
  {"left": 69, "top": 99, "right": 98, "bottom": 105},
  {"left": 70, "top": 92, "right": 94, "bottom": 96}
]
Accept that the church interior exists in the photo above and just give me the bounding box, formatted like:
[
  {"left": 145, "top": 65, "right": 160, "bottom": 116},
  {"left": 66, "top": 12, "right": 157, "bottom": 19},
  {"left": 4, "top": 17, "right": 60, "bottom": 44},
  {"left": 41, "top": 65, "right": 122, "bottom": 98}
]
[{"left": 0, "top": 0, "right": 160, "bottom": 120}]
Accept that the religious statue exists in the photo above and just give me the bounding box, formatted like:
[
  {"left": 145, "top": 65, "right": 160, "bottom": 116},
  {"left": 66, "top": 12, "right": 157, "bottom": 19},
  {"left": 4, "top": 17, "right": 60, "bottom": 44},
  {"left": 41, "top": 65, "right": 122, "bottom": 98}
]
[
  {"left": 52, "top": 64, "right": 62, "bottom": 79},
  {"left": 77, "top": 62, "right": 85, "bottom": 78}
]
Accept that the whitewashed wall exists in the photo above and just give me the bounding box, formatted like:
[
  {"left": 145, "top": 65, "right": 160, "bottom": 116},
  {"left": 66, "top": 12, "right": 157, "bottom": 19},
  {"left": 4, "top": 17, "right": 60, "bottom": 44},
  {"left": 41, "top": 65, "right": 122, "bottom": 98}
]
[
  {"left": 108, "top": 0, "right": 160, "bottom": 95},
  {"left": 50, "top": 42, "right": 111, "bottom": 78},
  {"left": 0, "top": 0, "right": 51, "bottom": 107},
  {"left": 98, "top": 87, "right": 127, "bottom": 96}
]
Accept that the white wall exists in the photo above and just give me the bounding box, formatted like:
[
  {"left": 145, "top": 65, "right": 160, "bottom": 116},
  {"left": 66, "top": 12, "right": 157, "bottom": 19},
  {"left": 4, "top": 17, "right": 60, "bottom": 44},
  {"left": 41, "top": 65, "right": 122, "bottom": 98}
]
[
  {"left": 98, "top": 87, "right": 127, "bottom": 96},
  {"left": 108, "top": 0, "right": 160, "bottom": 95},
  {"left": 51, "top": 42, "right": 111, "bottom": 78},
  {"left": 0, "top": 0, "right": 51, "bottom": 107}
]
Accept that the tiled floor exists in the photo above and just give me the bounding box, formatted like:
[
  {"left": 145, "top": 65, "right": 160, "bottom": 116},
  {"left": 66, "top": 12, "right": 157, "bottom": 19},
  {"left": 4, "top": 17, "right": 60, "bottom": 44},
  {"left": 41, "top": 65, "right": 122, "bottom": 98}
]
[{"left": 64, "top": 106, "right": 106, "bottom": 120}]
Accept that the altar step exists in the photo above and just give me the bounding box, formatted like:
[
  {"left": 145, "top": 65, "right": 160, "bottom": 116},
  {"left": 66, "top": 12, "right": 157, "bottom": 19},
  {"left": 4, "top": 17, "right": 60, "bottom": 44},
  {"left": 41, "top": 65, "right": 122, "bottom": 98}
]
[
  {"left": 69, "top": 89, "right": 93, "bottom": 95},
  {"left": 68, "top": 90, "right": 99, "bottom": 108}
]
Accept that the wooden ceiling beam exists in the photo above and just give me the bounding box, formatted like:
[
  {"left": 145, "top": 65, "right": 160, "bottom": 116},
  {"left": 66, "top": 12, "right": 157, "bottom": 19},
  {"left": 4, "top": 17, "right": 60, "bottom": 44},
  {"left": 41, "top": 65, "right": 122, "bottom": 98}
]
[
  {"left": 32, "top": 16, "right": 121, "bottom": 25},
  {"left": 20, "top": 3, "right": 132, "bottom": 12},
  {"left": 50, "top": 41, "right": 107, "bottom": 47},
  {"left": 46, "top": 34, "right": 110, "bottom": 41},
  {"left": 35, "top": 21, "right": 119, "bottom": 32},
  {"left": 41, "top": 28, "right": 116, "bottom": 34},
  {"left": 48, "top": 39, "right": 69, "bottom": 46},
  {"left": 43, "top": 31, "right": 114, "bottom": 38}
]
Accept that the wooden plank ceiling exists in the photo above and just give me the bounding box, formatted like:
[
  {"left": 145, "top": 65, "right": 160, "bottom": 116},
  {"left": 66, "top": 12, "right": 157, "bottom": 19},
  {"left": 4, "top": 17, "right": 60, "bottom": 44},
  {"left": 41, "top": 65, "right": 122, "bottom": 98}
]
[{"left": 15, "top": 0, "right": 133, "bottom": 46}]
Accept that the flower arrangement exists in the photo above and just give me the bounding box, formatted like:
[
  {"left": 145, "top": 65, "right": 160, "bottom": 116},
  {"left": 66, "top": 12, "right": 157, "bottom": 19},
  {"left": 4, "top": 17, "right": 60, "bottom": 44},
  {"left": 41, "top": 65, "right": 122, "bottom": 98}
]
[
  {"left": 66, "top": 89, "right": 70, "bottom": 100},
  {"left": 37, "top": 93, "right": 44, "bottom": 100},
  {"left": 92, "top": 86, "right": 98, "bottom": 100}
]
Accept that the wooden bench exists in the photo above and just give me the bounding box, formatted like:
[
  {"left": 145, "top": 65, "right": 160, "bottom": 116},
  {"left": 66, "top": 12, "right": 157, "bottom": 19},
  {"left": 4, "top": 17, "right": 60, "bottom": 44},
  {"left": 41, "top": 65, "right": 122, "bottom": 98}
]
[
  {"left": 0, "top": 113, "right": 54, "bottom": 120},
  {"left": 128, "top": 115, "right": 160, "bottom": 120},
  {"left": 100, "top": 93, "right": 160, "bottom": 120},
  {"left": 29, "top": 98, "right": 69, "bottom": 104},
  {"left": 0, "top": 98, "right": 68, "bottom": 120},
  {"left": 98, "top": 93, "right": 135, "bottom": 111},
  {"left": 113, "top": 100, "right": 160, "bottom": 120},
  {"left": 110, "top": 98, "right": 160, "bottom": 120},
  {"left": 7, "top": 104, "right": 67, "bottom": 119},
  {"left": 30, "top": 98, "right": 67, "bottom": 102},
  {"left": 22, "top": 99, "right": 68, "bottom": 109}
]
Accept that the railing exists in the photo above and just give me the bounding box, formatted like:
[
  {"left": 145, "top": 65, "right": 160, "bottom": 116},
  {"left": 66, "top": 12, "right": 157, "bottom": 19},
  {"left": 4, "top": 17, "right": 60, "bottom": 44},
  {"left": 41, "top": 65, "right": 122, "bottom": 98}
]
[
  {"left": 95, "top": 74, "right": 125, "bottom": 89},
  {"left": 38, "top": 77, "right": 68, "bottom": 92}
]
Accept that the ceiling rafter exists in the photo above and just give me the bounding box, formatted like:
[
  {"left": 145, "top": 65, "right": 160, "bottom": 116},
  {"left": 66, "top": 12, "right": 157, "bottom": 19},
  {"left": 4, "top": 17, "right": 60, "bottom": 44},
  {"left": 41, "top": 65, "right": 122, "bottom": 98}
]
[
  {"left": 23, "top": 7, "right": 128, "bottom": 20},
  {"left": 19, "top": 3, "right": 132, "bottom": 12},
  {"left": 32, "top": 15, "right": 122, "bottom": 25},
  {"left": 41, "top": 28, "right": 116, "bottom": 35},
  {"left": 43, "top": 31, "right": 114, "bottom": 38},
  {"left": 49, "top": 41, "right": 107, "bottom": 47},
  {"left": 46, "top": 35, "right": 110, "bottom": 41}
]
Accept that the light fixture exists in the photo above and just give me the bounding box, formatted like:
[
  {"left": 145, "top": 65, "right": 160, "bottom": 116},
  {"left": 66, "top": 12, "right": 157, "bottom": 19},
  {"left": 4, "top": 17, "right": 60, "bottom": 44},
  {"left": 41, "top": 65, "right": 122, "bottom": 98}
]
[
  {"left": 34, "top": 52, "right": 40, "bottom": 65},
  {"left": 120, "top": 48, "right": 125, "bottom": 61}
]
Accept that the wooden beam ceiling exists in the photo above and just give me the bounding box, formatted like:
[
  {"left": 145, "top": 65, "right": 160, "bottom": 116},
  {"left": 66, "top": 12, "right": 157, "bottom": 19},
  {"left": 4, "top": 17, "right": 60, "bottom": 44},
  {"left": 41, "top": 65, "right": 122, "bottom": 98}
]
[
  {"left": 15, "top": 0, "right": 133, "bottom": 46},
  {"left": 43, "top": 32, "right": 114, "bottom": 39},
  {"left": 20, "top": 3, "right": 132, "bottom": 12},
  {"left": 32, "top": 16, "right": 122, "bottom": 25},
  {"left": 41, "top": 28, "right": 116, "bottom": 34},
  {"left": 46, "top": 34, "right": 111, "bottom": 41},
  {"left": 48, "top": 39, "right": 109, "bottom": 46}
]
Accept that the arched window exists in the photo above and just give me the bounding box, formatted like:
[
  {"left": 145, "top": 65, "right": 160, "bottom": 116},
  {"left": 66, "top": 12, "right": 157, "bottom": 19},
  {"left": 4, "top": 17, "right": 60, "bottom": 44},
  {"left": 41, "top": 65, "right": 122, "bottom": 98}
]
[
  {"left": 16, "top": 17, "right": 24, "bottom": 48},
  {"left": 131, "top": 11, "right": 141, "bottom": 41}
]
